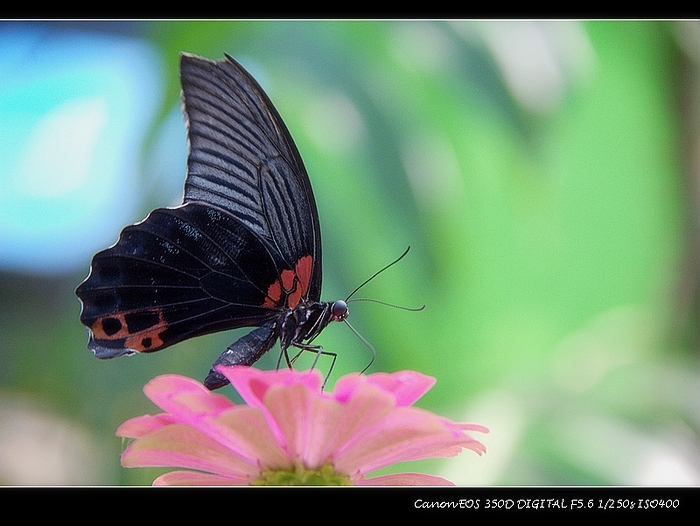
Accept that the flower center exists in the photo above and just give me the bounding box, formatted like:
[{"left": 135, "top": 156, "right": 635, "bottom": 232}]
[{"left": 254, "top": 463, "right": 352, "bottom": 486}]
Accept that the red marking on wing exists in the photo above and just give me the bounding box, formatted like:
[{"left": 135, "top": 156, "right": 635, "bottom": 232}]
[
  {"left": 288, "top": 255, "right": 312, "bottom": 308},
  {"left": 90, "top": 309, "right": 167, "bottom": 352},
  {"left": 295, "top": 255, "right": 312, "bottom": 297},
  {"left": 281, "top": 268, "right": 295, "bottom": 290},
  {"left": 262, "top": 255, "right": 313, "bottom": 309},
  {"left": 265, "top": 280, "right": 282, "bottom": 306}
]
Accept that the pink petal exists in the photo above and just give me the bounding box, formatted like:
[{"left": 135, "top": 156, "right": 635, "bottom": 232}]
[
  {"left": 143, "top": 374, "right": 235, "bottom": 420},
  {"left": 267, "top": 377, "right": 403, "bottom": 469},
  {"left": 138, "top": 375, "right": 291, "bottom": 468},
  {"left": 333, "top": 406, "right": 487, "bottom": 475},
  {"left": 218, "top": 366, "right": 326, "bottom": 449},
  {"left": 320, "top": 382, "right": 399, "bottom": 459},
  {"left": 354, "top": 472, "right": 455, "bottom": 486},
  {"left": 116, "top": 413, "right": 178, "bottom": 439},
  {"left": 218, "top": 366, "right": 323, "bottom": 410},
  {"left": 205, "top": 407, "right": 291, "bottom": 469},
  {"left": 121, "top": 423, "right": 260, "bottom": 479},
  {"left": 334, "top": 370, "right": 436, "bottom": 406},
  {"left": 154, "top": 470, "right": 250, "bottom": 486},
  {"left": 261, "top": 382, "right": 342, "bottom": 467},
  {"left": 459, "top": 422, "right": 491, "bottom": 434}
]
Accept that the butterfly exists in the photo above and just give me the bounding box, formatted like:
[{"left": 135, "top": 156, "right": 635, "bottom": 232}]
[{"left": 76, "top": 53, "right": 354, "bottom": 390}]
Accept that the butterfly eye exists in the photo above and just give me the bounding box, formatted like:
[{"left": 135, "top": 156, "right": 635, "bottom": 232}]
[{"left": 331, "top": 300, "right": 349, "bottom": 321}]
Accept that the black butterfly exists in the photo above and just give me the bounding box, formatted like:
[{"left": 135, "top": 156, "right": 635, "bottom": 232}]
[{"left": 76, "top": 53, "right": 353, "bottom": 390}]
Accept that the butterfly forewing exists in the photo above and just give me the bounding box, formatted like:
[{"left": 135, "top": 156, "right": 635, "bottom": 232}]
[{"left": 180, "top": 53, "right": 322, "bottom": 299}]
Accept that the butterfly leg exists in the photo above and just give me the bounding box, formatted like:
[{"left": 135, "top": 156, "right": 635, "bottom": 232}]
[
  {"left": 275, "top": 345, "right": 295, "bottom": 370},
  {"left": 203, "top": 321, "right": 278, "bottom": 390},
  {"left": 286, "top": 342, "right": 337, "bottom": 389}
]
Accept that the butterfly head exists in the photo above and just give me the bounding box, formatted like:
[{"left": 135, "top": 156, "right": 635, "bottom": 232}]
[{"left": 330, "top": 300, "right": 349, "bottom": 322}]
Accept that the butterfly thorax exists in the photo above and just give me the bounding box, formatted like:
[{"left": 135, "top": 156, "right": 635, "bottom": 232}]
[{"left": 278, "top": 299, "right": 348, "bottom": 351}]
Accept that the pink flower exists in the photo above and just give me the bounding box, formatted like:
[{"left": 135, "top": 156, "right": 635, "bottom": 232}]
[{"left": 116, "top": 367, "right": 488, "bottom": 485}]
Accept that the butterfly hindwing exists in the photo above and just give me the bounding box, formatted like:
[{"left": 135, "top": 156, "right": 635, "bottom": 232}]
[{"left": 77, "top": 203, "right": 285, "bottom": 356}]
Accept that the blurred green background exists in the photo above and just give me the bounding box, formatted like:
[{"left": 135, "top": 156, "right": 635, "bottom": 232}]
[{"left": 1, "top": 20, "right": 699, "bottom": 485}]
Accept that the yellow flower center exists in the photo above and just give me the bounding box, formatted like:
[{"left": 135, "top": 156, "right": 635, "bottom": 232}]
[{"left": 254, "top": 463, "right": 352, "bottom": 486}]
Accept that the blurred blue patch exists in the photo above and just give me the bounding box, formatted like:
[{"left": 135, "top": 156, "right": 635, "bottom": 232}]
[
  {"left": 0, "top": 25, "right": 163, "bottom": 275},
  {"left": 143, "top": 104, "right": 188, "bottom": 208}
]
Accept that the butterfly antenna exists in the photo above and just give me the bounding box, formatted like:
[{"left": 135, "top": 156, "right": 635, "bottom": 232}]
[
  {"left": 346, "top": 297, "right": 425, "bottom": 312},
  {"left": 345, "top": 246, "right": 412, "bottom": 302},
  {"left": 343, "top": 319, "right": 376, "bottom": 373}
]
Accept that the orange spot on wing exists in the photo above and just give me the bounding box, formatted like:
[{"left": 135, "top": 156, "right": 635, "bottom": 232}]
[
  {"left": 125, "top": 324, "right": 166, "bottom": 351},
  {"left": 90, "top": 309, "right": 167, "bottom": 352}
]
